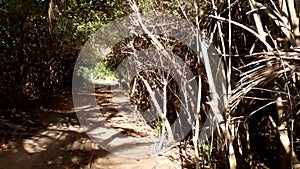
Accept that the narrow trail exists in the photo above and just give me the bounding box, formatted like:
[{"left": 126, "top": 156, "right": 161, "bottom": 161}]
[{"left": 0, "top": 85, "right": 181, "bottom": 169}]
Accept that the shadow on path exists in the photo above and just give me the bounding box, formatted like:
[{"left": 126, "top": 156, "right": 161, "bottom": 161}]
[{"left": 0, "top": 86, "right": 176, "bottom": 169}]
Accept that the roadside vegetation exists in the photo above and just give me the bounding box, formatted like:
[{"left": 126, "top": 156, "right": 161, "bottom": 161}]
[{"left": 1, "top": 0, "right": 300, "bottom": 168}]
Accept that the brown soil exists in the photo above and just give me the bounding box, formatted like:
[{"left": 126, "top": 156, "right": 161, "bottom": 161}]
[{"left": 0, "top": 86, "right": 184, "bottom": 169}]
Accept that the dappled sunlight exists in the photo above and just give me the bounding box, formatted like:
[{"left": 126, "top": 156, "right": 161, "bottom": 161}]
[
  {"left": 62, "top": 137, "right": 99, "bottom": 151},
  {"left": 2, "top": 0, "right": 300, "bottom": 168},
  {"left": 22, "top": 130, "right": 68, "bottom": 153}
]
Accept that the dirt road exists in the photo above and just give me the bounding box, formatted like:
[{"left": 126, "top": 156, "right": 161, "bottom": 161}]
[{"left": 0, "top": 86, "right": 181, "bottom": 169}]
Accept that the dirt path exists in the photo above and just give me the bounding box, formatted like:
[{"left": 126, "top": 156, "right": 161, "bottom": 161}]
[{"left": 0, "top": 86, "right": 182, "bottom": 169}]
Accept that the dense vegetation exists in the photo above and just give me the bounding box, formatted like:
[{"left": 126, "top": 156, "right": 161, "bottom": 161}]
[
  {"left": 1, "top": 0, "right": 300, "bottom": 168},
  {"left": 0, "top": 0, "right": 130, "bottom": 110}
]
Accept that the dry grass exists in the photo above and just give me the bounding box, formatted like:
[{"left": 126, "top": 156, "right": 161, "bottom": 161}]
[{"left": 111, "top": 0, "right": 300, "bottom": 168}]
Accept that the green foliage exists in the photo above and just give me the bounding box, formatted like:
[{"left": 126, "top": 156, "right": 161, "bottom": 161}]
[
  {"left": 201, "top": 144, "right": 211, "bottom": 157},
  {"left": 0, "top": 0, "right": 130, "bottom": 109},
  {"left": 93, "top": 62, "right": 115, "bottom": 80},
  {"left": 152, "top": 120, "right": 163, "bottom": 136},
  {"left": 77, "top": 62, "right": 115, "bottom": 83}
]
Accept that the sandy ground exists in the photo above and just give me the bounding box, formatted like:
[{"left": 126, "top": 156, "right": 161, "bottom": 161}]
[{"left": 0, "top": 86, "right": 183, "bottom": 169}]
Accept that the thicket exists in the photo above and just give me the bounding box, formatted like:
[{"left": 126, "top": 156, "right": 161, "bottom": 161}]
[
  {"left": 0, "top": 0, "right": 130, "bottom": 110},
  {"left": 1, "top": 0, "right": 300, "bottom": 168}
]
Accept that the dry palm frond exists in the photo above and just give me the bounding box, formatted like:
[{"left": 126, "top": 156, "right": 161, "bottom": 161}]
[{"left": 230, "top": 50, "right": 300, "bottom": 113}]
